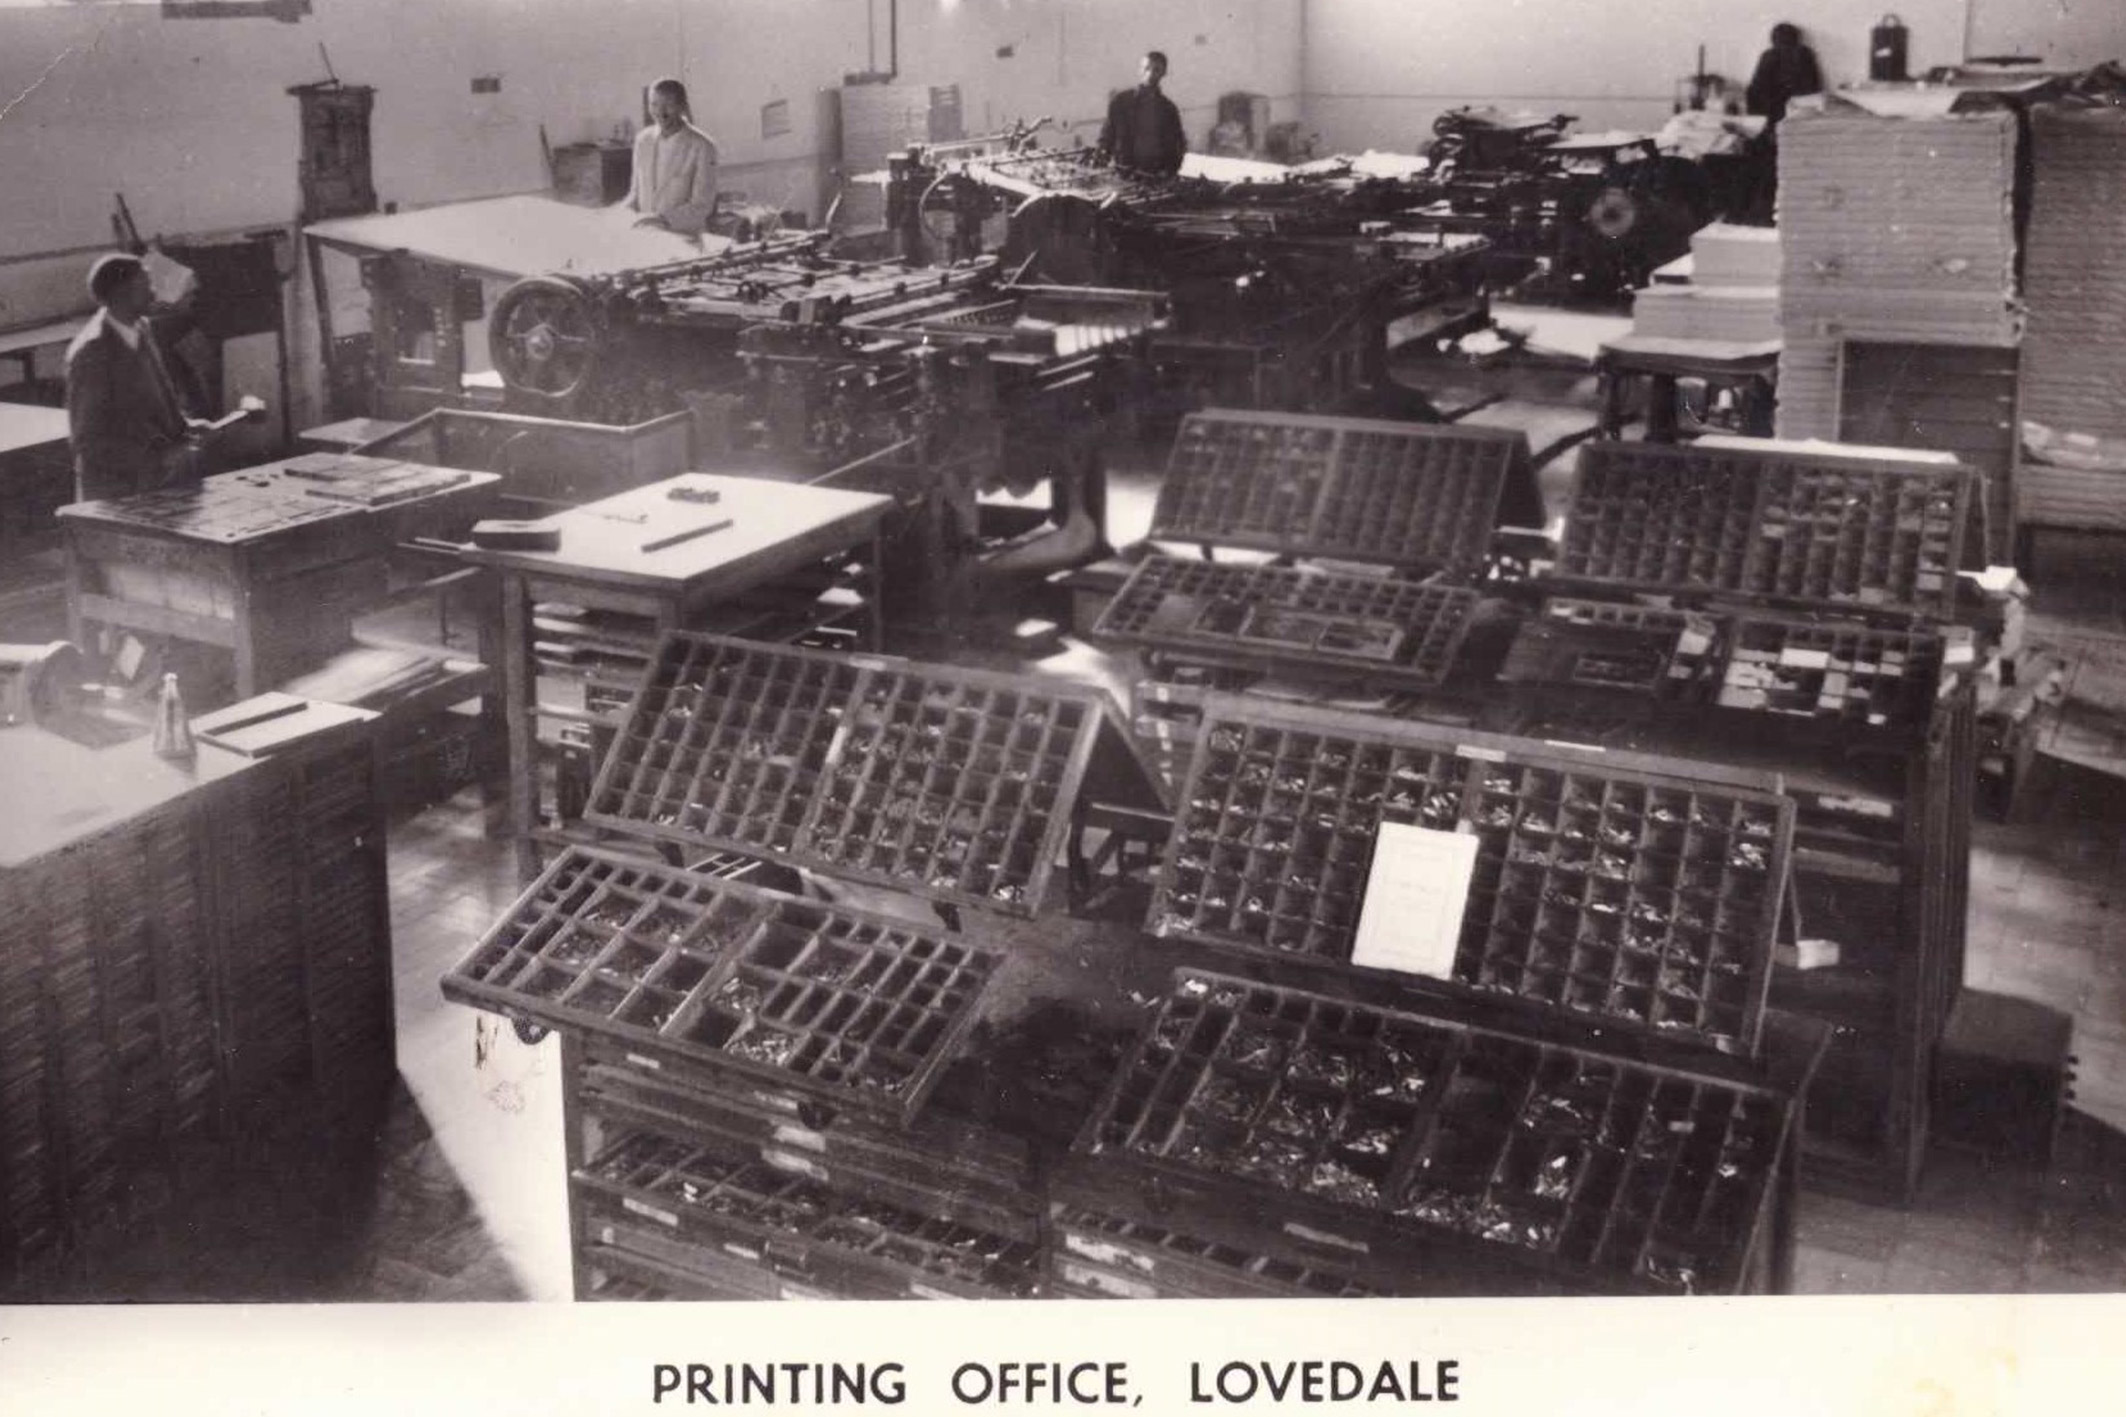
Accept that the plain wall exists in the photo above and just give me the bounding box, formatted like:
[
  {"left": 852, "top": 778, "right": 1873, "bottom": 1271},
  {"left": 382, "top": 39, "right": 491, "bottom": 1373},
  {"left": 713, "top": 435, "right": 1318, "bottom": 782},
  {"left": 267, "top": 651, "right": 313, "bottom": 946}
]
[
  {"left": 890, "top": 0, "right": 1306, "bottom": 152},
  {"left": 1968, "top": 0, "right": 2126, "bottom": 66}
]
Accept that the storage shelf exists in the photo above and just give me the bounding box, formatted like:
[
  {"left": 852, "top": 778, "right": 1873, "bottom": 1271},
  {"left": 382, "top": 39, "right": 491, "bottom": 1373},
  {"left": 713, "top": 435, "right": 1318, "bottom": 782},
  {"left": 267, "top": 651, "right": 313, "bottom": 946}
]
[{"left": 575, "top": 1124, "right": 1042, "bottom": 1299}]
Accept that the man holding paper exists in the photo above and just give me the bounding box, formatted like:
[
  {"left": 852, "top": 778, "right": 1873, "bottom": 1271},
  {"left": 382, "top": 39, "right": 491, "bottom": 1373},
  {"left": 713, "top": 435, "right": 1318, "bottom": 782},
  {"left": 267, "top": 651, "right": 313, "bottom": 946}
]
[{"left": 64, "top": 253, "right": 260, "bottom": 502}]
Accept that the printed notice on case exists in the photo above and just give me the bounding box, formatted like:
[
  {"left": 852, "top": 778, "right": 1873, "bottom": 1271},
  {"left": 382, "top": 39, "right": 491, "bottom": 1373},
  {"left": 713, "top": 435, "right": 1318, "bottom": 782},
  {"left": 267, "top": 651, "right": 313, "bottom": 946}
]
[{"left": 1350, "top": 822, "right": 1478, "bottom": 978}]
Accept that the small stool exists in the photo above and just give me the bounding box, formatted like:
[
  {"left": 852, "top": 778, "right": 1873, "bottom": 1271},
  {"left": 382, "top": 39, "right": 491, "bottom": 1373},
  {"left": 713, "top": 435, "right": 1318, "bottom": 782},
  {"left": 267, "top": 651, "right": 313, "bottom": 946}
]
[
  {"left": 1933, "top": 987, "right": 2076, "bottom": 1169},
  {"left": 1595, "top": 336, "right": 1780, "bottom": 442}
]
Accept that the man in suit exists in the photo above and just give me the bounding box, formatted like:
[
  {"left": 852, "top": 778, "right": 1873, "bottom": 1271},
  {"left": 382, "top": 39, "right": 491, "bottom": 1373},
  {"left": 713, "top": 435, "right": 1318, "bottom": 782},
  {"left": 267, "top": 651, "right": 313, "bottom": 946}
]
[
  {"left": 619, "top": 77, "right": 720, "bottom": 236},
  {"left": 1098, "top": 51, "right": 1187, "bottom": 176},
  {"left": 64, "top": 253, "right": 201, "bottom": 503}
]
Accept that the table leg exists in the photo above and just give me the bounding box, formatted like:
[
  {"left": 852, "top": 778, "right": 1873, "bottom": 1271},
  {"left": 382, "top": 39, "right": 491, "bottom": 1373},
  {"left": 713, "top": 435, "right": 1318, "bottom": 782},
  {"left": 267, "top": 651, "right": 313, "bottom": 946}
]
[
  {"left": 65, "top": 540, "right": 86, "bottom": 649},
  {"left": 499, "top": 571, "right": 540, "bottom": 884},
  {"left": 232, "top": 583, "right": 259, "bottom": 700},
  {"left": 1771, "top": 1104, "right": 1802, "bottom": 1294},
  {"left": 1646, "top": 374, "right": 1681, "bottom": 443},
  {"left": 865, "top": 527, "right": 886, "bottom": 652},
  {"left": 468, "top": 569, "right": 508, "bottom": 824},
  {"left": 1595, "top": 365, "right": 1625, "bottom": 439}
]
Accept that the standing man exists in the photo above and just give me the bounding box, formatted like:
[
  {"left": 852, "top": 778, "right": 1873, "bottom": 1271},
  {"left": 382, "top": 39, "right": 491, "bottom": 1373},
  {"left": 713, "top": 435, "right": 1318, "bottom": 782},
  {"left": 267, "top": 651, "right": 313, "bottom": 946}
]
[
  {"left": 1098, "top": 51, "right": 1187, "bottom": 176},
  {"left": 1746, "top": 22, "right": 1824, "bottom": 126},
  {"left": 1742, "top": 22, "right": 1824, "bottom": 222},
  {"left": 618, "top": 77, "right": 720, "bottom": 236},
  {"left": 64, "top": 253, "right": 199, "bottom": 503}
]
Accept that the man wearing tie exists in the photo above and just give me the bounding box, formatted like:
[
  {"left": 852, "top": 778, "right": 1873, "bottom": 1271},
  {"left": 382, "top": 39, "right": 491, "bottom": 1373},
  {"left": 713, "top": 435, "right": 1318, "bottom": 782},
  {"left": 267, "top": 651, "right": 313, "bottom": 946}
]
[{"left": 64, "top": 253, "right": 201, "bottom": 503}]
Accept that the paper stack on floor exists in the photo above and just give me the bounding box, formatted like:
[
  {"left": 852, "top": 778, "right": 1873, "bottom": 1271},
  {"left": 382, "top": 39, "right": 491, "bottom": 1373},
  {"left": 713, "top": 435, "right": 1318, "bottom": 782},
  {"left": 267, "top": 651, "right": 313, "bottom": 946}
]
[
  {"left": 1775, "top": 107, "right": 2021, "bottom": 439},
  {"left": 2019, "top": 106, "right": 2126, "bottom": 531}
]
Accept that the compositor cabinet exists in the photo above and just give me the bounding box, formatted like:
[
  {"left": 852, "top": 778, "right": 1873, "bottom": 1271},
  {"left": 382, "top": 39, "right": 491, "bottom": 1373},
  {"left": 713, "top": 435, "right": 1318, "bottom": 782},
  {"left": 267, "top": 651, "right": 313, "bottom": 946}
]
[{"left": 0, "top": 709, "right": 393, "bottom": 1288}]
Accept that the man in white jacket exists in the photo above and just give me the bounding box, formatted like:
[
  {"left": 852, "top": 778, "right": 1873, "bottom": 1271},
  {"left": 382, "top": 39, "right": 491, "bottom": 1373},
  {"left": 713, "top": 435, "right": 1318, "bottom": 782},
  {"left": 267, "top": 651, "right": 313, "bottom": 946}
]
[{"left": 618, "top": 78, "right": 719, "bottom": 236}]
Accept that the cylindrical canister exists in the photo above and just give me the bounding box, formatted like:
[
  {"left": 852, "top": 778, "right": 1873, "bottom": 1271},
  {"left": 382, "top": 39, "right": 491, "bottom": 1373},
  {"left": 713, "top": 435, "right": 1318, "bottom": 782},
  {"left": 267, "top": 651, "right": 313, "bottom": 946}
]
[
  {"left": 1871, "top": 15, "right": 1910, "bottom": 82},
  {"left": 0, "top": 642, "right": 85, "bottom": 727}
]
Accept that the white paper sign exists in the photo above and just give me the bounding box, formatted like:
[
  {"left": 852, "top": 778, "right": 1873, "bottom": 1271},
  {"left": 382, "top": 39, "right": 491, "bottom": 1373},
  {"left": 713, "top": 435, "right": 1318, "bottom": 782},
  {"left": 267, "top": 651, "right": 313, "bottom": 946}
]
[{"left": 1349, "top": 822, "right": 1480, "bottom": 979}]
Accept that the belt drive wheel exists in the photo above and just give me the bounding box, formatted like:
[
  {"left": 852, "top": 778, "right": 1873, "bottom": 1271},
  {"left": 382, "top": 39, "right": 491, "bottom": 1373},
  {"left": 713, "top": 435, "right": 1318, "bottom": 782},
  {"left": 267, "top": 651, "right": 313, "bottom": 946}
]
[
  {"left": 490, "top": 274, "right": 605, "bottom": 403},
  {"left": 1586, "top": 186, "right": 1639, "bottom": 242}
]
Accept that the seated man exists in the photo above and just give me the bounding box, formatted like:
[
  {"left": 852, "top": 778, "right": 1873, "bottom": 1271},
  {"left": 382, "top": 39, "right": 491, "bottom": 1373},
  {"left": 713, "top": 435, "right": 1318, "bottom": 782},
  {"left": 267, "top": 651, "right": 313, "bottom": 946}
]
[
  {"left": 64, "top": 253, "right": 200, "bottom": 503},
  {"left": 618, "top": 77, "right": 720, "bottom": 236},
  {"left": 1097, "top": 51, "right": 1187, "bottom": 176}
]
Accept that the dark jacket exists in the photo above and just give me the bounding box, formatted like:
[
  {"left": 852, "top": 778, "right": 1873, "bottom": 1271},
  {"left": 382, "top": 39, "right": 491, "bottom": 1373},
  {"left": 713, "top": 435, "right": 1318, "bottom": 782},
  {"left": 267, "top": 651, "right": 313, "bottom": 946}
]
[
  {"left": 64, "top": 309, "right": 193, "bottom": 502},
  {"left": 1746, "top": 43, "right": 1824, "bottom": 125},
  {"left": 1098, "top": 86, "right": 1186, "bottom": 175}
]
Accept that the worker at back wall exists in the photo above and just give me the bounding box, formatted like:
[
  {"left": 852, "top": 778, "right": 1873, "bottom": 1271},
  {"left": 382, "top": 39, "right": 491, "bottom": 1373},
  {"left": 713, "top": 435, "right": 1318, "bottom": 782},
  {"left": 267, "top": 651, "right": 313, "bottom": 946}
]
[
  {"left": 618, "top": 77, "right": 719, "bottom": 236},
  {"left": 1746, "top": 22, "right": 1824, "bottom": 126},
  {"left": 1099, "top": 50, "right": 1186, "bottom": 176},
  {"left": 65, "top": 254, "right": 205, "bottom": 503}
]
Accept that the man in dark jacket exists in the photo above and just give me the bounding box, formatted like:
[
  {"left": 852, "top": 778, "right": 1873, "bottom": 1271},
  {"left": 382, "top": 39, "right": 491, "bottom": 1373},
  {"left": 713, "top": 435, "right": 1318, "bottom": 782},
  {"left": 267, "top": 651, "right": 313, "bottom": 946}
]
[
  {"left": 1098, "top": 51, "right": 1186, "bottom": 175},
  {"left": 1746, "top": 22, "right": 1824, "bottom": 126},
  {"left": 64, "top": 253, "right": 200, "bottom": 503}
]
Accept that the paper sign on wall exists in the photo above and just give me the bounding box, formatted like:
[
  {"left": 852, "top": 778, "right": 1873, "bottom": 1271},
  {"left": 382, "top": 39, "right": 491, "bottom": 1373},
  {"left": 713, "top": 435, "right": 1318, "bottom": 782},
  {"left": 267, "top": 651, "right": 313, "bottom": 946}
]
[{"left": 1349, "top": 821, "right": 1479, "bottom": 979}]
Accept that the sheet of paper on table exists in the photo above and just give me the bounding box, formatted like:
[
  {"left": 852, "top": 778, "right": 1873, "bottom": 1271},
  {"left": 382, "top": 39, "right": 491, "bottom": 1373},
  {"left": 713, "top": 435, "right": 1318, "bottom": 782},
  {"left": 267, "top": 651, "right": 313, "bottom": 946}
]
[{"left": 1349, "top": 820, "right": 1479, "bottom": 978}]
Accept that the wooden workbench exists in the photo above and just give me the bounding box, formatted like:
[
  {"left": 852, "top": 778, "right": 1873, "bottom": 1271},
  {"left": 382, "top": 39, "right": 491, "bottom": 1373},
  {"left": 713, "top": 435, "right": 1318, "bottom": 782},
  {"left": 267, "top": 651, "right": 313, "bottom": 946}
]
[
  {"left": 59, "top": 454, "right": 501, "bottom": 705},
  {"left": 454, "top": 472, "right": 895, "bottom": 880}
]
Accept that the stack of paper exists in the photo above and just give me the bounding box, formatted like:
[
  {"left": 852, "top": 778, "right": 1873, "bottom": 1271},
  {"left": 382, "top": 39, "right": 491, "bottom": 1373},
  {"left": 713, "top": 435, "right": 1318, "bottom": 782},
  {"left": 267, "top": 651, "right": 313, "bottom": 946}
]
[
  {"left": 2019, "top": 106, "right": 2126, "bottom": 530},
  {"left": 1628, "top": 224, "right": 1781, "bottom": 343},
  {"left": 1776, "top": 109, "right": 2020, "bottom": 347},
  {"left": 1631, "top": 282, "right": 1782, "bottom": 342},
  {"left": 1772, "top": 335, "right": 1842, "bottom": 440},
  {"left": 1691, "top": 222, "right": 1782, "bottom": 285}
]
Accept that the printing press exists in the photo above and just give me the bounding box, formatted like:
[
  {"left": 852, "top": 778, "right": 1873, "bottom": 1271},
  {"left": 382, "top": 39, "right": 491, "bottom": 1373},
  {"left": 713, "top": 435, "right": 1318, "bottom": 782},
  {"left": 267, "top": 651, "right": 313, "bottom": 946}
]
[{"left": 886, "top": 140, "right": 1494, "bottom": 417}]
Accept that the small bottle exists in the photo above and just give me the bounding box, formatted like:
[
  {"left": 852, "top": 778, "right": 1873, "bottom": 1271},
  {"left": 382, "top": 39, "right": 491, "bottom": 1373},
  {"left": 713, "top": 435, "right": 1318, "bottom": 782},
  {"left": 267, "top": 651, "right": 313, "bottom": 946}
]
[{"left": 151, "top": 672, "right": 195, "bottom": 761}]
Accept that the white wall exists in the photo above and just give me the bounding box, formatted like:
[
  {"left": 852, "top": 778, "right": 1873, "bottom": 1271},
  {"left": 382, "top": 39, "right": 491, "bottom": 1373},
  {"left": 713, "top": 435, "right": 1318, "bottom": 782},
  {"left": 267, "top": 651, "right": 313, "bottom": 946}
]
[
  {"left": 1300, "top": 1, "right": 1972, "bottom": 152},
  {"left": 1968, "top": 0, "right": 2126, "bottom": 67},
  {"left": 890, "top": 0, "right": 1305, "bottom": 151}
]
